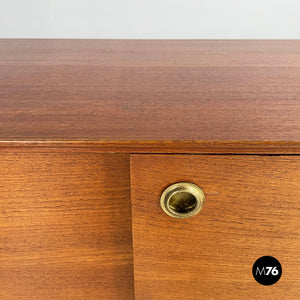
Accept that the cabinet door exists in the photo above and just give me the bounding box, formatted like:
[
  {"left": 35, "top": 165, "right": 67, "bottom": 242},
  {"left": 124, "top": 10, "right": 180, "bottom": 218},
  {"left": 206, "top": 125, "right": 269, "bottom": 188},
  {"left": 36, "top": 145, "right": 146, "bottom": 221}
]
[
  {"left": 0, "top": 150, "right": 134, "bottom": 300},
  {"left": 131, "top": 154, "right": 300, "bottom": 300}
]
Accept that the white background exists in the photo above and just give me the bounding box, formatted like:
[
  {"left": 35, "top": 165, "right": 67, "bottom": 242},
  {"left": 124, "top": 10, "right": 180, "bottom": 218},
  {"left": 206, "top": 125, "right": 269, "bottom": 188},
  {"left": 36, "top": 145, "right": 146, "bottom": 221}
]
[{"left": 0, "top": 0, "right": 300, "bottom": 38}]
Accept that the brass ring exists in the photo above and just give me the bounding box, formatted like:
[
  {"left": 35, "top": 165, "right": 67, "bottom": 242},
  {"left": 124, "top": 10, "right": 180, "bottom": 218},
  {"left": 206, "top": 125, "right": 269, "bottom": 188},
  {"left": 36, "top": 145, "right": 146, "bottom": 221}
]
[{"left": 160, "top": 182, "right": 205, "bottom": 218}]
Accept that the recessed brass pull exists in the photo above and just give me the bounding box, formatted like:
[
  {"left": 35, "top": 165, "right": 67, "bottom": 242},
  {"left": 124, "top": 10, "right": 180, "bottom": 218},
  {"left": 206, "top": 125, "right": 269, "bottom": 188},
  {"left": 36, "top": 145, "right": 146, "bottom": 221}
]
[{"left": 160, "top": 182, "right": 205, "bottom": 218}]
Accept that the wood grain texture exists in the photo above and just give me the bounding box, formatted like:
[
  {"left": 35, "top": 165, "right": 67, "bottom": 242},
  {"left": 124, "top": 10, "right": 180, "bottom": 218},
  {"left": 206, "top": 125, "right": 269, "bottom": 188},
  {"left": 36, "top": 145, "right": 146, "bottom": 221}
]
[
  {"left": 0, "top": 150, "right": 134, "bottom": 299},
  {"left": 1, "top": 39, "right": 300, "bottom": 146},
  {"left": 0, "top": 141, "right": 300, "bottom": 154},
  {"left": 131, "top": 154, "right": 300, "bottom": 299}
]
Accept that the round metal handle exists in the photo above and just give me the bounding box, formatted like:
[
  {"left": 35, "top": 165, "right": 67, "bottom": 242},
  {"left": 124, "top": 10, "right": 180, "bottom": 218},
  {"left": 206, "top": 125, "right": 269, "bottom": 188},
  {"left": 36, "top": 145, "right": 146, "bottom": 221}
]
[{"left": 160, "top": 182, "right": 205, "bottom": 218}]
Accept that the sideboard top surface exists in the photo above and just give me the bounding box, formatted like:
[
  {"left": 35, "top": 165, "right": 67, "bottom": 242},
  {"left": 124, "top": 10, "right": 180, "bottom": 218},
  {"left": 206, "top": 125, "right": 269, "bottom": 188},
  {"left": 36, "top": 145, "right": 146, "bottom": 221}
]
[{"left": 0, "top": 39, "right": 299, "bottom": 152}]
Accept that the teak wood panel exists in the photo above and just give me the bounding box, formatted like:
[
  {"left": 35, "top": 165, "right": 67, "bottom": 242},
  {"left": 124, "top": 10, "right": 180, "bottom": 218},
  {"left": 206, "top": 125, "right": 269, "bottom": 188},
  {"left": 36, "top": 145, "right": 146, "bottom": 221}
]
[
  {"left": 0, "top": 150, "right": 134, "bottom": 300},
  {"left": 131, "top": 154, "right": 300, "bottom": 300},
  {"left": 1, "top": 39, "right": 300, "bottom": 143}
]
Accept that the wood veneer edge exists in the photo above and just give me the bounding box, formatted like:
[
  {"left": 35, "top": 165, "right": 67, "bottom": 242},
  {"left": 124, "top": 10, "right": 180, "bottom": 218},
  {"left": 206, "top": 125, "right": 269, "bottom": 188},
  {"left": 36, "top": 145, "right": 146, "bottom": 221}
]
[{"left": 0, "top": 140, "right": 299, "bottom": 154}]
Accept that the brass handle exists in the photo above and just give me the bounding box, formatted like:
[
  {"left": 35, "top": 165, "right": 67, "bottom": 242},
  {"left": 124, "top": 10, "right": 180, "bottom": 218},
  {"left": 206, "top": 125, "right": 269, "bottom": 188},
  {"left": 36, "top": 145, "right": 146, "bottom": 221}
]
[{"left": 160, "top": 182, "right": 205, "bottom": 218}]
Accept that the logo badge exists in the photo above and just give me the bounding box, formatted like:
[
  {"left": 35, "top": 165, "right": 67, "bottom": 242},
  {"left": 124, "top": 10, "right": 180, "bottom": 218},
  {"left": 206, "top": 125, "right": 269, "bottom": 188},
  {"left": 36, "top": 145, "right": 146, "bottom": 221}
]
[{"left": 252, "top": 256, "right": 282, "bottom": 285}]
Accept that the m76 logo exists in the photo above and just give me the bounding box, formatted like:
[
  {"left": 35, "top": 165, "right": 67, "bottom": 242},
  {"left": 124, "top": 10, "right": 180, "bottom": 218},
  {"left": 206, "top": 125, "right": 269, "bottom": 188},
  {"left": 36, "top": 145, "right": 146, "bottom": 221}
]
[
  {"left": 255, "top": 266, "right": 279, "bottom": 276},
  {"left": 252, "top": 256, "right": 282, "bottom": 285}
]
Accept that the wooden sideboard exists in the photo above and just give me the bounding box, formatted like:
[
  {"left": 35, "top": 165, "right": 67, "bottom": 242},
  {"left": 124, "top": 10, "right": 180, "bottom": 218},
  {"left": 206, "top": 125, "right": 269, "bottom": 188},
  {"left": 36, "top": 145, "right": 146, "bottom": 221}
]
[{"left": 0, "top": 40, "right": 299, "bottom": 299}]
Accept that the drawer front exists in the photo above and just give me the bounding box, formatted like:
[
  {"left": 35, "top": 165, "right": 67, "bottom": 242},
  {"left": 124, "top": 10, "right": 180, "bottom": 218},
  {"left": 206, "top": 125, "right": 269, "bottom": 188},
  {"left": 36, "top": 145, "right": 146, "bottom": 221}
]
[
  {"left": 130, "top": 154, "right": 300, "bottom": 300},
  {"left": 0, "top": 150, "right": 134, "bottom": 300}
]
